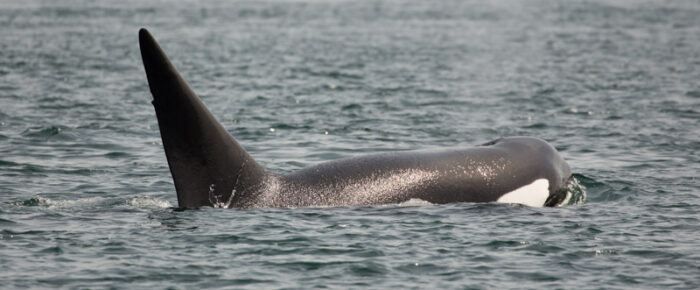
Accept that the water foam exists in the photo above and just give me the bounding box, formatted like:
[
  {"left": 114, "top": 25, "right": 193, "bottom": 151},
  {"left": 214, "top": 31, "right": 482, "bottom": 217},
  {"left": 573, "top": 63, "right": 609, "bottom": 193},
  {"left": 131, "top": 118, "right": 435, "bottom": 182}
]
[
  {"left": 15, "top": 196, "right": 107, "bottom": 208},
  {"left": 560, "top": 177, "right": 587, "bottom": 206},
  {"left": 16, "top": 196, "right": 172, "bottom": 209},
  {"left": 126, "top": 197, "right": 173, "bottom": 209},
  {"left": 208, "top": 183, "right": 235, "bottom": 208},
  {"left": 397, "top": 198, "right": 435, "bottom": 207}
]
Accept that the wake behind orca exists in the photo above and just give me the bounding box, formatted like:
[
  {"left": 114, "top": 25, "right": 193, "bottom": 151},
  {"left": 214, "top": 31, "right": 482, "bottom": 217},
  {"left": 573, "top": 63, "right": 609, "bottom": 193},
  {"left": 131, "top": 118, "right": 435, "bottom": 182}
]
[{"left": 138, "top": 28, "right": 572, "bottom": 209}]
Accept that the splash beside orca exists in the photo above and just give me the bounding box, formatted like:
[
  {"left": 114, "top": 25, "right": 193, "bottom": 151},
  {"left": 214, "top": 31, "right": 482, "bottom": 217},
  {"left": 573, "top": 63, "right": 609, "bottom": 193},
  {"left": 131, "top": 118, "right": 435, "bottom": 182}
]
[{"left": 138, "top": 28, "right": 572, "bottom": 209}]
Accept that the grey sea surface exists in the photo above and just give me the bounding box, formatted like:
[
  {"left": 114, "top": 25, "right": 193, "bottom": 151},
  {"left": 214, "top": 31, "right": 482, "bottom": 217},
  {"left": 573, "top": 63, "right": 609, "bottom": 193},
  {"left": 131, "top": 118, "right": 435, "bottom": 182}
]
[{"left": 1, "top": 0, "right": 699, "bottom": 288}]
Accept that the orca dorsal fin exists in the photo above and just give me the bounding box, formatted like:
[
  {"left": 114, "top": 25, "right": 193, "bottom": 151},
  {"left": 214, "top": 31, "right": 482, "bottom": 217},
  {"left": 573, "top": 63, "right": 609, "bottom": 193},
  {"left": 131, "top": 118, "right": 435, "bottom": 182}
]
[{"left": 139, "top": 28, "right": 267, "bottom": 209}]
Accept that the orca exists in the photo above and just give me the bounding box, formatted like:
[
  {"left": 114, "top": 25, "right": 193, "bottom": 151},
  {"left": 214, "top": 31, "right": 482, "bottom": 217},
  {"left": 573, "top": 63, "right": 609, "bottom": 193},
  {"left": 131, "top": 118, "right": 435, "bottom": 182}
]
[{"left": 138, "top": 28, "right": 572, "bottom": 209}]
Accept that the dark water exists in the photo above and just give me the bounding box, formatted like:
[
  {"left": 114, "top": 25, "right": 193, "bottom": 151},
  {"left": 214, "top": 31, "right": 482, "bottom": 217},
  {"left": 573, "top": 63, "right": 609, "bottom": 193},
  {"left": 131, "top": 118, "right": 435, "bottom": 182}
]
[{"left": 1, "top": 0, "right": 699, "bottom": 288}]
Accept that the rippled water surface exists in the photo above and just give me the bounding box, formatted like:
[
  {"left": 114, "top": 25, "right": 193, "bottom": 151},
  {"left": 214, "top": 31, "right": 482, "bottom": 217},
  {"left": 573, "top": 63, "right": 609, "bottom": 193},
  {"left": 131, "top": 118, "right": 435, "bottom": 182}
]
[{"left": 1, "top": 0, "right": 699, "bottom": 288}]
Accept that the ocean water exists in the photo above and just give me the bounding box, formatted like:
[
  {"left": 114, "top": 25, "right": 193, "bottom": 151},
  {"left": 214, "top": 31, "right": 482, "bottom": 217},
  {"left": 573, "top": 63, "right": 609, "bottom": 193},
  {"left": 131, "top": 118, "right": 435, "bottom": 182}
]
[{"left": 1, "top": 0, "right": 699, "bottom": 288}]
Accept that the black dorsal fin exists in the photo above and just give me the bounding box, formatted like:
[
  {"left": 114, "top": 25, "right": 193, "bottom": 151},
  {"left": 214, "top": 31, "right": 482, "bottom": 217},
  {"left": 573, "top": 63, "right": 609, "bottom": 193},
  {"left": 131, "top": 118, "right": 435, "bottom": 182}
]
[{"left": 139, "top": 28, "right": 267, "bottom": 209}]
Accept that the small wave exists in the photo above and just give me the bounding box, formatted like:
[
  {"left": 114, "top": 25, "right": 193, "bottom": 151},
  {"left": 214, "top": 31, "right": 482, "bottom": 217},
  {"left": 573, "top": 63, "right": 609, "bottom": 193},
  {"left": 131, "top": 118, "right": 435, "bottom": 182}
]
[
  {"left": 20, "top": 125, "right": 70, "bottom": 139},
  {"left": 0, "top": 218, "right": 18, "bottom": 225}
]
